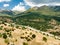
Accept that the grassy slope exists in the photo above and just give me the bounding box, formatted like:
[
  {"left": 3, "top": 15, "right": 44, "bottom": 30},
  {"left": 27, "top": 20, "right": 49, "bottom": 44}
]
[{"left": 0, "top": 23, "right": 60, "bottom": 45}]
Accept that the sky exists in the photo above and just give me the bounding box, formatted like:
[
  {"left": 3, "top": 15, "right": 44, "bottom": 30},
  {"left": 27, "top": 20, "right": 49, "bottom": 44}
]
[{"left": 0, "top": 0, "right": 60, "bottom": 12}]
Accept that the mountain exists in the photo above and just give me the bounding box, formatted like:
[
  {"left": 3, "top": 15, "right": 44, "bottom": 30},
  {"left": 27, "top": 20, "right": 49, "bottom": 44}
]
[
  {"left": 0, "top": 6, "right": 60, "bottom": 36},
  {"left": 0, "top": 6, "right": 60, "bottom": 45},
  {"left": 0, "top": 10, "right": 13, "bottom": 15},
  {"left": 50, "top": 6, "right": 60, "bottom": 11},
  {"left": 26, "top": 5, "right": 60, "bottom": 17},
  {"left": 13, "top": 6, "right": 60, "bottom": 36}
]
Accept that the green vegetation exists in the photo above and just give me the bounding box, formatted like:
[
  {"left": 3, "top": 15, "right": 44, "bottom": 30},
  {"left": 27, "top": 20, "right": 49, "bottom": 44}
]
[
  {"left": 7, "top": 32, "right": 12, "bottom": 37},
  {"left": 32, "top": 34, "right": 36, "bottom": 38},
  {"left": 26, "top": 38, "right": 31, "bottom": 41},
  {"left": 10, "top": 24, "right": 14, "bottom": 27},
  {"left": 0, "top": 33, "right": 2, "bottom": 37},
  {"left": 23, "top": 42, "right": 28, "bottom": 45},
  {"left": 16, "top": 25, "right": 19, "bottom": 28},
  {"left": 43, "top": 37, "right": 47, "bottom": 42},
  {"left": 22, "top": 26, "right": 26, "bottom": 30},
  {"left": 20, "top": 36, "right": 31, "bottom": 41},
  {"left": 50, "top": 32, "right": 60, "bottom": 36},
  {"left": 4, "top": 39, "right": 9, "bottom": 43},
  {"left": 5, "top": 29, "right": 11, "bottom": 32},
  {"left": 30, "top": 32, "right": 32, "bottom": 35},
  {"left": 0, "top": 27, "right": 2, "bottom": 30},
  {"left": 0, "top": 6, "right": 60, "bottom": 36},
  {"left": 2, "top": 33, "right": 7, "bottom": 39},
  {"left": 20, "top": 32, "right": 36, "bottom": 41}
]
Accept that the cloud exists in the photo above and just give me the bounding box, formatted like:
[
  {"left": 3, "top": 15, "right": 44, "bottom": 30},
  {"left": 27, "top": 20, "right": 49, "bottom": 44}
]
[
  {"left": 3, "top": 4, "right": 9, "bottom": 7},
  {"left": 0, "top": 0, "right": 11, "bottom": 2},
  {"left": 20, "top": 2, "right": 25, "bottom": 6},
  {"left": 12, "top": 2, "right": 26, "bottom": 12},
  {"left": 24, "top": 0, "right": 60, "bottom": 7}
]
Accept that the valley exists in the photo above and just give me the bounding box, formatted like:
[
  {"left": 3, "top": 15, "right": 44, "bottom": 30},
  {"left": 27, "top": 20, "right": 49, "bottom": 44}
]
[{"left": 0, "top": 6, "right": 60, "bottom": 45}]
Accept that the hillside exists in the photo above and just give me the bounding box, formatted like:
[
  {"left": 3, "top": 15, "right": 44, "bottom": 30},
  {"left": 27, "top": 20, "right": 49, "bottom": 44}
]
[
  {"left": 13, "top": 6, "right": 60, "bottom": 36},
  {"left": 26, "top": 6, "right": 60, "bottom": 17},
  {"left": 0, "top": 6, "right": 60, "bottom": 36},
  {"left": 0, "top": 22, "right": 60, "bottom": 45}
]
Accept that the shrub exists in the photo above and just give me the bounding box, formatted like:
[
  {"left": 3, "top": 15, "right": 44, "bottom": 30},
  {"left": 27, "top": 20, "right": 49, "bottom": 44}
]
[
  {"left": 16, "top": 26, "right": 19, "bottom": 28},
  {"left": 43, "top": 37, "right": 47, "bottom": 42},
  {"left": 7, "top": 32, "right": 12, "bottom": 37},
  {"left": 43, "top": 33, "right": 45, "bottom": 35},
  {"left": 22, "top": 26, "right": 26, "bottom": 30},
  {"left": 5, "top": 29, "right": 10, "bottom": 32},
  {"left": 27, "top": 38, "right": 31, "bottom": 41},
  {"left": 0, "top": 33, "right": 2, "bottom": 37},
  {"left": 23, "top": 42, "right": 28, "bottom": 45},
  {"left": 30, "top": 32, "right": 32, "bottom": 35},
  {"left": 25, "top": 32, "right": 28, "bottom": 34},
  {"left": 3, "top": 33, "right": 7, "bottom": 39},
  {"left": 0, "top": 27, "right": 2, "bottom": 30},
  {"left": 4, "top": 39, "right": 9, "bottom": 43},
  {"left": 10, "top": 24, "right": 14, "bottom": 27},
  {"left": 20, "top": 37, "right": 24, "bottom": 39},
  {"left": 32, "top": 34, "right": 36, "bottom": 38}
]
